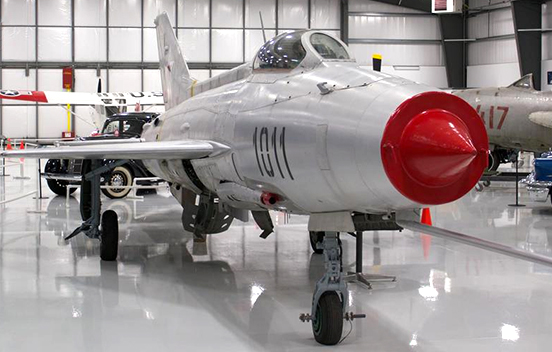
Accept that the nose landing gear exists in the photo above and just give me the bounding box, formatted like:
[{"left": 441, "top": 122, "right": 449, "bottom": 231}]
[{"left": 300, "top": 232, "right": 366, "bottom": 345}]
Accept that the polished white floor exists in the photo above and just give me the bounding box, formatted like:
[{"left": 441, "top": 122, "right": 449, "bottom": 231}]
[{"left": 1, "top": 160, "right": 552, "bottom": 351}]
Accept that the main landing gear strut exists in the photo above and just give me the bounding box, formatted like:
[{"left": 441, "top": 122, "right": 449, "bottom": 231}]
[
  {"left": 301, "top": 231, "right": 396, "bottom": 345},
  {"left": 65, "top": 159, "right": 126, "bottom": 261}
]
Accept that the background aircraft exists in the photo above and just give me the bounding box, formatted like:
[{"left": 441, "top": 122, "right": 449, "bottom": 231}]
[
  {"left": 0, "top": 87, "right": 164, "bottom": 130},
  {"left": 453, "top": 75, "right": 552, "bottom": 170}
]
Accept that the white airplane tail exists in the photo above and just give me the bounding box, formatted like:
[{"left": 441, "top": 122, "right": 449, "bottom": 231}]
[{"left": 155, "top": 12, "right": 193, "bottom": 109}]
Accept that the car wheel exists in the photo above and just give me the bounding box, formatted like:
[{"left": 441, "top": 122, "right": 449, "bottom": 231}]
[
  {"left": 101, "top": 166, "right": 133, "bottom": 199},
  {"left": 46, "top": 179, "right": 77, "bottom": 196}
]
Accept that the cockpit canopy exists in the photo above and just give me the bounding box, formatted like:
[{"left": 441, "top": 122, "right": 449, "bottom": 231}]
[{"left": 253, "top": 30, "right": 351, "bottom": 71}]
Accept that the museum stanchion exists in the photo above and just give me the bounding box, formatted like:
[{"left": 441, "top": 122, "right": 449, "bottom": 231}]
[
  {"left": 34, "top": 159, "right": 48, "bottom": 200},
  {"left": 344, "top": 231, "right": 396, "bottom": 288},
  {"left": 508, "top": 151, "right": 525, "bottom": 208},
  {"left": 1, "top": 139, "right": 9, "bottom": 178}
]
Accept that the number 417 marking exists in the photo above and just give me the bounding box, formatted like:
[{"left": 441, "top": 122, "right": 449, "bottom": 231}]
[{"left": 475, "top": 105, "right": 509, "bottom": 130}]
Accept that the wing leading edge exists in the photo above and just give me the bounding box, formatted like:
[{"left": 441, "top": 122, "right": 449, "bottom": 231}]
[{"left": 0, "top": 140, "right": 230, "bottom": 160}]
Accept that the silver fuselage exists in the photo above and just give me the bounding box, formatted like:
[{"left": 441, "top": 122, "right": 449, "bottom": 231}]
[
  {"left": 454, "top": 87, "right": 552, "bottom": 152},
  {"left": 142, "top": 62, "right": 434, "bottom": 214}
]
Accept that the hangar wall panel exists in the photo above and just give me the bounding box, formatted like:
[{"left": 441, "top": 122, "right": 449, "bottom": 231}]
[
  {"left": 350, "top": 43, "right": 444, "bottom": 67},
  {"left": 179, "top": 0, "right": 210, "bottom": 27},
  {"left": 467, "top": 39, "right": 518, "bottom": 66},
  {"left": 143, "top": 69, "right": 163, "bottom": 92},
  {"left": 178, "top": 29, "right": 210, "bottom": 62},
  {"left": 361, "top": 65, "right": 447, "bottom": 88},
  {"left": 38, "top": 28, "right": 71, "bottom": 62},
  {"left": 2, "top": 107, "right": 37, "bottom": 138},
  {"left": 74, "top": 0, "right": 106, "bottom": 26},
  {"left": 2, "top": 27, "right": 36, "bottom": 61},
  {"left": 466, "top": 6, "right": 518, "bottom": 88},
  {"left": 245, "top": 0, "right": 276, "bottom": 28},
  {"left": 212, "top": 0, "right": 243, "bottom": 28},
  {"left": 1, "top": 0, "right": 35, "bottom": 25},
  {"left": 467, "top": 8, "right": 514, "bottom": 39},
  {"left": 278, "top": 0, "right": 308, "bottom": 29},
  {"left": 38, "top": 106, "right": 69, "bottom": 138},
  {"left": 108, "top": 70, "right": 142, "bottom": 92},
  {"left": 467, "top": 63, "right": 520, "bottom": 88},
  {"left": 38, "top": 70, "right": 63, "bottom": 92},
  {"left": 74, "top": 70, "right": 108, "bottom": 93},
  {"left": 74, "top": 28, "right": 107, "bottom": 62},
  {"left": 469, "top": 0, "right": 507, "bottom": 8},
  {"left": 38, "top": 0, "right": 71, "bottom": 26},
  {"left": 349, "top": 0, "right": 425, "bottom": 13},
  {"left": 349, "top": 16, "right": 440, "bottom": 40},
  {"left": 143, "top": 28, "right": 159, "bottom": 62},
  {"left": 311, "top": 0, "right": 340, "bottom": 29},
  {"left": 108, "top": 28, "right": 142, "bottom": 62},
  {"left": 212, "top": 29, "right": 244, "bottom": 63},
  {"left": 109, "top": 0, "right": 142, "bottom": 26}
]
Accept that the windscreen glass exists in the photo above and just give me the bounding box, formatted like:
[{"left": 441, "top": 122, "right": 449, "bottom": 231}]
[
  {"left": 254, "top": 31, "right": 306, "bottom": 70},
  {"left": 310, "top": 33, "right": 350, "bottom": 60}
]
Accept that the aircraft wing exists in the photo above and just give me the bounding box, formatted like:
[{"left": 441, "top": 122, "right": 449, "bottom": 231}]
[
  {"left": 0, "top": 89, "right": 164, "bottom": 106},
  {"left": 0, "top": 139, "right": 230, "bottom": 160},
  {"left": 528, "top": 111, "right": 552, "bottom": 129}
]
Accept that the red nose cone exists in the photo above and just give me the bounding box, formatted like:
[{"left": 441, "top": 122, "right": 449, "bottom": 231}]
[{"left": 381, "top": 91, "right": 488, "bottom": 205}]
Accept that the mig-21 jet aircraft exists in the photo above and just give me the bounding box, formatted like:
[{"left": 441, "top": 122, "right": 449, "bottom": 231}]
[{"left": 5, "top": 13, "right": 552, "bottom": 345}]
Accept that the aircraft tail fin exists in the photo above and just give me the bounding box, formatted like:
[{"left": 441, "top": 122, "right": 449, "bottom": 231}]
[{"left": 155, "top": 12, "right": 193, "bottom": 109}]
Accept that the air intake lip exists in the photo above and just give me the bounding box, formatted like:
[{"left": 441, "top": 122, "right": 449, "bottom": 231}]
[{"left": 381, "top": 91, "right": 488, "bottom": 205}]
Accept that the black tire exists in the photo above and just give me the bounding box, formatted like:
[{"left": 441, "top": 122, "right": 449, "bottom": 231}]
[
  {"left": 46, "top": 178, "right": 77, "bottom": 196},
  {"left": 488, "top": 151, "right": 500, "bottom": 172},
  {"left": 312, "top": 291, "right": 343, "bottom": 345},
  {"left": 100, "top": 210, "right": 119, "bottom": 261},
  {"left": 101, "top": 166, "right": 133, "bottom": 199},
  {"left": 309, "top": 231, "right": 325, "bottom": 254}
]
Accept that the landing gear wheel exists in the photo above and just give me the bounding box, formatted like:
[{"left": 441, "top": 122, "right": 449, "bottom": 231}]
[
  {"left": 488, "top": 151, "right": 500, "bottom": 172},
  {"left": 482, "top": 180, "right": 491, "bottom": 187},
  {"left": 101, "top": 166, "right": 133, "bottom": 199},
  {"left": 309, "top": 231, "right": 325, "bottom": 254},
  {"left": 312, "top": 291, "right": 343, "bottom": 345},
  {"left": 100, "top": 210, "right": 119, "bottom": 261}
]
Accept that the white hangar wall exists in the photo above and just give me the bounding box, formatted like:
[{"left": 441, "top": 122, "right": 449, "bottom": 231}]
[
  {"left": 347, "top": 0, "right": 447, "bottom": 89},
  {"left": 0, "top": 0, "right": 341, "bottom": 139},
  {"left": 466, "top": 0, "right": 519, "bottom": 88}
]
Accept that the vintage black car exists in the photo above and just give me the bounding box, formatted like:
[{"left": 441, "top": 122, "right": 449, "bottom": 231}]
[{"left": 44, "top": 112, "right": 161, "bottom": 199}]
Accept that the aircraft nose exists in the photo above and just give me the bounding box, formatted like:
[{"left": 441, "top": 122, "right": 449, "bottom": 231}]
[{"left": 381, "top": 91, "right": 488, "bottom": 205}]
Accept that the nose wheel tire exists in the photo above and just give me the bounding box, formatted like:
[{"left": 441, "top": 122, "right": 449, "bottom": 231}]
[
  {"left": 312, "top": 291, "right": 343, "bottom": 345},
  {"left": 309, "top": 231, "right": 325, "bottom": 254},
  {"left": 100, "top": 210, "right": 119, "bottom": 261},
  {"left": 101, "top": 166, "right": 133, "bottom": 199}
]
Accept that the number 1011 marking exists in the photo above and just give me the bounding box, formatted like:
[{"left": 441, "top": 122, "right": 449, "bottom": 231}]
[{"left": 253, "top": 126, "right": 294, "bottom": 180}]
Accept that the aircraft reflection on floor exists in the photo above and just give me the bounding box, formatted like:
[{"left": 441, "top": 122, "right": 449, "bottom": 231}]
[{"left": 3, "top": 185, "right": 552, "bottom": 349}]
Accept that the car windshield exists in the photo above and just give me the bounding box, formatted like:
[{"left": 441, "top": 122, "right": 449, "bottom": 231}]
[
  {"left": 310, "top": 33, "right": 350, "bottom": 60},
  {"left": 103, "top": 120, "right": 119, "bottom": 134},
  {"left": 254, "top": 31, "right": 306, "bottom": 70}
]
